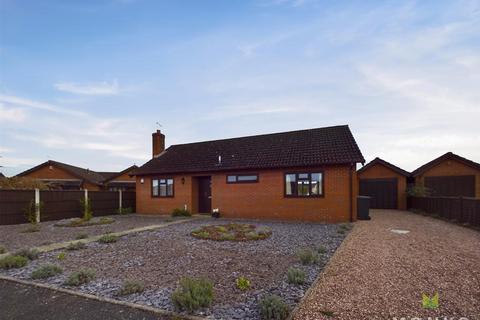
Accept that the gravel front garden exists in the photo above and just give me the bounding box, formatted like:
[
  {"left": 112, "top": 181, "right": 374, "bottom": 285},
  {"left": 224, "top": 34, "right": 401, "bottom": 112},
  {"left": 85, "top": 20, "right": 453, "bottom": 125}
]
[
  {"left": 0, "top": 218, "right": 349, "bottom": 319},
  {"left": 0, "top": 215, "right": 181, "bottom": 252}
]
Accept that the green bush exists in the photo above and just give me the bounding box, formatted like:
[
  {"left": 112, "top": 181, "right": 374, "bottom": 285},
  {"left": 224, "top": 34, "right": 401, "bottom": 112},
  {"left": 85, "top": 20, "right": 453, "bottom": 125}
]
[
  {"left": 79, "top": 198, "right": 93, "bottom": 221},
  {"left": 64, "top": 269, "right": 96, "bottom": 286},
  {"left": 317, "top": 246, "right": 327, "bottom": 254},
  {"left": 171, "top": 208, "right": 191, "bottom": 217},
  {"left": 116, "top": 207, "right": 133, "bottom": 215},
  {"left": 118, "top": 279, "right": 145, "bottom": 296},
  {"left": 66, "top": 241, "right": 86, "bottom": 251},
  {"left": 24, "top": 200, "right": 42, "bottom": 225},
  {"left": 14, "top": 248, "right": 39, "bottom": 260},
  {"left": 236, "top": 276, "right": 251, "bottom": 290},
  {"left": 98, "top": 234, "right": 118, "bottom": 244},
  {"left": 0, "top": 246, "right": 6, "bottom": 254},
  {"left": 31, "top": 264, "right": 63, "bottom": 279},
  {"left": 21, "top": 224, "right": 40, "bottom": 233},
  {"left": 57, "top": 252, "right": 66, "bottom": 260},
  {"left": 297, "top": 248, "right": 319, "bottom": 265},
  {"left": 406, "top": 185, "right": 430, "bottom": 197},
  {"left": 259, "top": 295, "right": 289, "bottom": 320},
  {"left": 0, "top": 255, "right": 28, "bottom": 269},
  {"left": 287, "top": 267, "right": 306, "bottom": 285},
  {"left": 75, "top": 233, "right": 89, "bottom": 240},
  {"left": 171, "top": 277, "right": 214, "bottom": 312}
]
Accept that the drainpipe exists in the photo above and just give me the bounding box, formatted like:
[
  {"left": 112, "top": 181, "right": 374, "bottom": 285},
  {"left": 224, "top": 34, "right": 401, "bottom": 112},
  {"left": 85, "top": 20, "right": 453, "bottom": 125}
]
[{"left": 349, "top": 163, "right": 354, "bottom": 222}]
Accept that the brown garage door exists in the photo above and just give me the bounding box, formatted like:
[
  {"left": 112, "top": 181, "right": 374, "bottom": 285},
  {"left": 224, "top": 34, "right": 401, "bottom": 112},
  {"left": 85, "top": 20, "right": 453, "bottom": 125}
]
[
  {"left": 424, "top": 175, "right": 475, "bottom": 197},
  {"left": 359, "top": 178, "right": 398, "bottom": 209}
]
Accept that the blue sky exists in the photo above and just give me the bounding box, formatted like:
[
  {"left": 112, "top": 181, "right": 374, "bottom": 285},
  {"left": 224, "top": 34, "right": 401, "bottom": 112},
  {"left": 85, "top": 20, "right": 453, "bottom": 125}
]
[{"left": 1, "top": 0, "right": 480, "bottom": 176}]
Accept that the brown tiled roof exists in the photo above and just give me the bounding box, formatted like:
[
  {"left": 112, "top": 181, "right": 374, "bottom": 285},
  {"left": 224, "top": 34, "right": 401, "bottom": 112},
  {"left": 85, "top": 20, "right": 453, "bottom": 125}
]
[
  {"left": 357, "top": 157, "right": 410, "bottom": 177},
  {"left": 17, "top": 161, "right": 136, "bottom": 186},
  {"left": 103, "top": 165, "right": 138, "bottom": 183},
  {"left": 135, "top": 125, "right": 364, "bottom": 176},
  {"left": 411, "top": 152, "right": 480, "bottom": 177}
]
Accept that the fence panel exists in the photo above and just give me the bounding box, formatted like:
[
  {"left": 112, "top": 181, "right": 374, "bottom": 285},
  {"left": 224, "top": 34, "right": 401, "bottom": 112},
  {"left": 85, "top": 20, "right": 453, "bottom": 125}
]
[
  {"left": 0, "top": 190, "right": 35, "bottom": 225},
  {"left": 40, "top": 190, "right": 84, "bottom": 222},
  {"left": 122, "top": 191, "right": 136, "bottom": 211},
  {"left": 409, "top": 196, "right": 480, "bottom": 227},
  {"left": 89, "top": 191, "right": 119, "bottom": 216}
]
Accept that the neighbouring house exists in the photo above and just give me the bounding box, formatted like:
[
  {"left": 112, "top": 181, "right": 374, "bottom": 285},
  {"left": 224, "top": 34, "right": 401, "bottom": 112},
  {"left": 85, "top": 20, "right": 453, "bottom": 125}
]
[
  {"left": 357, "top": 157, "right": 410, "bottom": 210},
  {"left": 412, "top": 152, "right": 480, "bottom": 198},
  {"left": 134, "top": 126, "right": 365, "bottom": 223},
  {"left": 16, "top": 160, "right": 137, "bottom": 191}
]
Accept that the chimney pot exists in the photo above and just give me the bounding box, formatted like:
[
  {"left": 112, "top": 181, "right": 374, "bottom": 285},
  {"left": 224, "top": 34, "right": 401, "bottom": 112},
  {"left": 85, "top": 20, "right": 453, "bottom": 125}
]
[{"left": 152, "top": 130, "right": 165, "bottom": 158}]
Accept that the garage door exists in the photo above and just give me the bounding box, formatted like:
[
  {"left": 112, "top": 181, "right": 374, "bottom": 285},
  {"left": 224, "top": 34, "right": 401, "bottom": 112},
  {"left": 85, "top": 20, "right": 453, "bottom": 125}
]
[
  {"left": 424, "top": 175, "right": 475, "bottom": 197},
  {"left": 359, "top": 178, "right": 398, "bottom": 209}
]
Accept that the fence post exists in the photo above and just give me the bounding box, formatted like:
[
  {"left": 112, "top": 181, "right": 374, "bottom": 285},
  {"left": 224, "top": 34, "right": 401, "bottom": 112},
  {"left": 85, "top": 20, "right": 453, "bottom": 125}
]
[
  {"left": 35, "top": 188, "right": 40, "bottom": 223},
  {"left": 119, "top": 190, "right": 122, "bottom": 213}
]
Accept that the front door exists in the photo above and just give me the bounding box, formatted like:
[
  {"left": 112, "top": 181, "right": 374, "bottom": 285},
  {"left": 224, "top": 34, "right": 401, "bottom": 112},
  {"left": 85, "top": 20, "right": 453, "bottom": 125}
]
[{"left": 198, "top": 176, "right": 212, "bottom": 213}]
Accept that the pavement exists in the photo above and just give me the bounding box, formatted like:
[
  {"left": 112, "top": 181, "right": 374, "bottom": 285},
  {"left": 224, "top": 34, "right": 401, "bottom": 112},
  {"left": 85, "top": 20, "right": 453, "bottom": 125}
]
[{"left": 0, "top": 279, "right": 174, "bottom": 320}]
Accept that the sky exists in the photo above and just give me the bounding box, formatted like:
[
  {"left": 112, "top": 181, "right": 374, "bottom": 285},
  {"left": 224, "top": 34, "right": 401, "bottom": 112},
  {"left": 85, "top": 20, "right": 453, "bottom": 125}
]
[{"left": 1, "top": 0, "right": 479, "bottom": 176}]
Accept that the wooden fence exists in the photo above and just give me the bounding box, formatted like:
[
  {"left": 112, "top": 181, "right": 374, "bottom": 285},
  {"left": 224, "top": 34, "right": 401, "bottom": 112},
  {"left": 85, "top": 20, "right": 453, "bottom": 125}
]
[
  {"left": 409, "top": 196, "right": 480, "bottom": 227},
  {"left": 0, "top": 190, "right": 136, "bottom": 225}
]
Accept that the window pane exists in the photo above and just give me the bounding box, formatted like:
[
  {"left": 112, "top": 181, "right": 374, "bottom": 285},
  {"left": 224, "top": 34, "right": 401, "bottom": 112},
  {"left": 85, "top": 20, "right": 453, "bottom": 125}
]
[
  {"left": 298, "top": 180, "right": 310, "bottom": 196},
  {"left": 238, "top": 175, "right": 257, "bottom": 182},
  {"left": 285, "top": 174, "right": 296, "bottom": 195},
  {"left": 311, "top": 173, "right": 322, "bottom": 195},
  {"left": 227, "top": 175, "right": 237, "bottom": 182},
  {"left": 167, "top": 179, "right": 174, "bottom": 196},
  {"left": 160, "top": 179, "right": 166, "bottom": 184},
  {"left": 159, "top": 184, "right": 167, "bottom": 196},
  {"left": 298, "top": 173, "right": 309, "bottom": 179},
  {"left": 152, "top": 179, "right": 159, "bottom": 196}
]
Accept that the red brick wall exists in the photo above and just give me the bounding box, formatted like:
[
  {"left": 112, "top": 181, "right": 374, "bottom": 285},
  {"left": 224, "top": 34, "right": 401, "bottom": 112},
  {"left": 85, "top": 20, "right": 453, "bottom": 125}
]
[
  {"left": 357, "top": 163, "right": 408, "bottom": 210},
  {"left": 136, "top": 164, "right": 357, "bottom": 223},
  {"left": 415, "top": 159, "right": 480, "bottom": 198},
  {"left": 110, "top": 171, "right": 136, "bottom": 182},
  {"left": 21, "top": 164, "right": 101, "bottom": 190}
]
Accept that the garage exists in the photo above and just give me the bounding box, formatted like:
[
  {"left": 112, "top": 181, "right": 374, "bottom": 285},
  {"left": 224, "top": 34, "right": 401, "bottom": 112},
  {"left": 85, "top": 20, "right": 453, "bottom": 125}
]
[
  {"left": 357, "top": 157, "right": 410, "bottom": 210},
  {"left": 359, "top": 178, "right": 398, "bottom": 209}
]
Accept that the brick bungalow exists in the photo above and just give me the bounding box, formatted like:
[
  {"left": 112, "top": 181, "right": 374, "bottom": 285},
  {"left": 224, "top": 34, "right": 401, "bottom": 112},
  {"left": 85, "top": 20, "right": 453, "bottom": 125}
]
[
  {"left": 17, "top": 160, "right": 137, "bottom": 191},
  {"left": 134, "top": 125, "right": 365, "bottom": 223},
  {"left": 412, "top": 152, "right": 480, "bottom": 198},
  {"left": 357, "top": 157, "right": 410, "bottom": 210}
]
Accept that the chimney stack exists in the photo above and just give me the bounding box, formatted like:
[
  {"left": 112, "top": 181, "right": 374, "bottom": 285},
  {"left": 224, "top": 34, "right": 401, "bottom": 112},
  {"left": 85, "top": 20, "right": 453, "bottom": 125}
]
[{"left": 152, "top": 130, "right": 165, "bottom": 158}]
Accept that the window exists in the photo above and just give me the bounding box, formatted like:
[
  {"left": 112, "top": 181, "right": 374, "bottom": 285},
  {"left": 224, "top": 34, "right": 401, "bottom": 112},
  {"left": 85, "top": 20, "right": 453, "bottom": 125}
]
[
  {"left": 285, "top": 172, "right": 323, "bottom": 197},
  {"left": 226, "top": 174, "right": 259, "bottom": 183},
  {"left": 152, "top": 177, "right": 174, "bottom": 197}
]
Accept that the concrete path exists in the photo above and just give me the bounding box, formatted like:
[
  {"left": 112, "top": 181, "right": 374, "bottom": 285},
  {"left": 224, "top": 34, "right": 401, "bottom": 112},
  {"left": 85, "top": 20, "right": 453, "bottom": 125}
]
[{"left": 293, "top": 210, "right": 480, "bottom": 320}]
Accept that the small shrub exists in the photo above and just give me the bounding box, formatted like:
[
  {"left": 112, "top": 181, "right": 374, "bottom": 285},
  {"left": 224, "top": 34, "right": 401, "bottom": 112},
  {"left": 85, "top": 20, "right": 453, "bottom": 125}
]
[
  {"left": 297, "top": 248, "right": 319, "bottom": 265},
  {"left": 236, "top": 276, "right": 251, "bottom": 290},
  {"left": 118, "top": 279, "right": 145, "bottom": 296},
  {"left": 79, "top": 198, "right": 93, "bottom": 221},
  {"left": 21, "top": 224, "right": 40, "bottom": 233},
  {"left": 259, "top": 295, "right": 289, "bottom": 320},
  {"left": 287, "top": 268, "right": 306, "bottom": 285},
  {"left": 15, "top": 248, "right": 39, "bottom": 260},
  {"left": 57, "top": 252, "right": 66, "bottom": 260},
  {"left": 66, "top": 241, "right": 86, "bottom": 251},
  {"left": 64, "top": 269, "right": 96, "bottom": 286},
  {"left": 406, "top": 185, "right": 430, "bottom": 197},
  {"left": 337, "top": 229, "right": 346, "bottom": 235},
  {"left": 0, "top": 246, "right": 6, "bottom": 254},
  {"left": 31, "top": 264, "right": 63, "bottom": 279},
  {"left": 171, "top": 208, "right": 191, "bottom": 217},
  {"left": 0, "top": 255, "right": 28, "bottom": 269},
  {"left": 317, "top": 246, "right": 327, "bottom": 254},
  {"left": 195, "top": 231, "right": 210, "bottom": 239},
  {"left": 75, "top": 233, "right": 89, "bottom": 240},
  {"left": 339, "top": 223, "right": 352, "bottom": 231},
  {"left": 171, "top": 277, "right": 214, "bottom": 312},
  {"left": 98, "top": 234, "right": 118, "bottom": 244},
  {"left": 116, "top": 207, "right": 133, "bottom": 215},
  {"left": 24, "top": 200, "right": 42, "bottom": 225},
  {"left": 320, "top": 310, "right": 334, "bottom": 317}
]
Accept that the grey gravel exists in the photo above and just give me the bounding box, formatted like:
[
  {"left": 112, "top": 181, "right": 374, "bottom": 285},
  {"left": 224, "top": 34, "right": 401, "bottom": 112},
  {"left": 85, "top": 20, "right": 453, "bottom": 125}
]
[{"left": 1, "top": 218, "right": 348, "bottom": 319}]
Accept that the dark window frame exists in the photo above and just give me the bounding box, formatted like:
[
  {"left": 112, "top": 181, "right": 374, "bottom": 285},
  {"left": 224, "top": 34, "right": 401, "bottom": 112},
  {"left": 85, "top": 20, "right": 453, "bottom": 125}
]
[
  {"left": 226, "top": 173, "right": 259, "bottom": 184},
  {"left": 151, "top": 177, "right": 175, "bottom": 198},
  {"left": 284, "top": 171, "right": 324, "bottom": 198}
]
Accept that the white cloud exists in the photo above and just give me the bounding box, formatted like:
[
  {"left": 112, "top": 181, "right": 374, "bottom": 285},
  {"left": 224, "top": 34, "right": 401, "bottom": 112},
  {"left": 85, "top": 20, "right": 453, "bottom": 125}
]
[
  {"left": 0, "top": 104, "right": 27, "bottom": 122},
  {"left": 54, "top": 80, "right": 120, "bottom": 96},
  {"left": 0, "top": 94, "right": 86, "bottom": 116}
]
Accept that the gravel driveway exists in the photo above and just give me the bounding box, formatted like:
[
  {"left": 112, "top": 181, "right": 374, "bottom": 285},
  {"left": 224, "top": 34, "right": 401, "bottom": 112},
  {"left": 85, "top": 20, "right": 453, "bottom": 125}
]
[
  {"left": 0, "top": 215, "right": 178, "bottom": 252},
  {"left": 293, "top": 210, "right": 480, "bottom": 320},
  {"left": 0, "top": 218, "right": 348, "bottom": 319}
]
